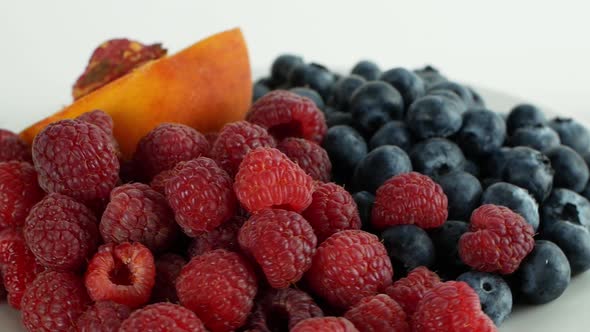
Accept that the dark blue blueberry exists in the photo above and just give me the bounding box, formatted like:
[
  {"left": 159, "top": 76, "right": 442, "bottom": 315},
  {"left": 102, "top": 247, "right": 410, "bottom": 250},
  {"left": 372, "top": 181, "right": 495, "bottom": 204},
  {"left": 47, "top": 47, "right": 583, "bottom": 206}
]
[
  {"left": 501, "top": 147, "right": 554, "bottom": 202},
  {"left": 270, "top": 54, "right": 304, "bottom": 87},
  {"left": 322, "top": 125, "right": 367, "bottom": 182},
  {"left": 429, "top": 220, "right": 468, "bottom": 270},
  {"left": 349, "top": 81, "right": 404, "bottom": 135},
  {"left": 351, "top": 60, "right": 381, "bottom": 81},
  {"left": 545, "top": 145, "right": 589, "bottom": 193},
  {"left": 509, "top": 124, "right": 560, "bottom": 152},
  {"left": 482, "top": 182, "right": 540, "bottom": 231},
  {"left": 426, "top": 89, "right": 468, "bottom": 113},
  {"left": 481, "top": 178, "right": 503, "bottom": 189},
  {"left": 414, "top": 65, "right": 447, "bottom": 88},
  {"left": 289, "top": 87, "right": 325, "bottom": 110},
  {"left": 436, "top": 171, "right": 482, "bottom": 221},
  {"left": 253, "top": 79, "right": 270, "bottom": 102},
  {"left": 381, "top": 225, "right": 435, "bottom": 275},
  {"left": 457, "top": 109, "right": 506, "bottom": 157},
  {"left": 428, "top": 81, "right": 474, "bottom": 106},
  {"left": 515, "top": 240, "right": 570, "bottom": 304},
  {"left": 506, "top": 104, "right": 546, "bottom": 135},
  {"left": 549, "top": 117, "right": 590, "bottom": 155},
  {"left": 540, "top": 188, "right": 590, "bottom": 232},
  {"left": 288, "top": 63, "right": 336, "bottom": 100},
  {"left": 464, "top": 159, "right": 481, "bottom": 178},
  {"left": 541, "top": 218, "right": 590, "bottom": 275},
  {"left": 457, "top": 271, "right": 513, "bottom": 326},
  {"left": 352, "top": 191, "right": 375, "bottom": 231},
  {"left": 368, "top": 121, "right": 414, "bottom": 152},
  {"left": 410, "top": 138, "right": 465, "bottom": 178},
  {"left": 468, "top": 87, "right": 486, "bottom": 107},
  {"left": 352, "top": 145, "right": 412, "bottom": 193},
  {"left": 379, "top": 68, "right": 426, "bottom": 108},
  {"left": 406, "top": 95, "right": 463, "bottom": 140},
  {"left": 582, "top": 181, "right": 590, "bottom": 202},
  {"left": 325, "top": 111, "right": 353, "bottom": 128},
  {"left": 331, "top": 75, "right": 366, "bottom": 110},
  {"left": 483, "top": 147, "right": 512, "bottom": 178}
]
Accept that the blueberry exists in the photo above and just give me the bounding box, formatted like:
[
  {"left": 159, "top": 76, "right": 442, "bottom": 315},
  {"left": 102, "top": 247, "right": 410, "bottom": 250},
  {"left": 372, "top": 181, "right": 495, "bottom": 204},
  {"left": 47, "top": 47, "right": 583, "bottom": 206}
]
[
  {"left": 506, "top": 104, "right": 546, "bottom": 135},
  {"left": 406, "top": 95, "right": 463, "bottom": 140},
  {"left": 379, "top": 68, "right": 426, "bottom": 108},
  {"left": 515, "top": 240, "right": 570, "bottom": 305},
  {"left": 541, "top": 218, "right": 590, "bottom": 275},
  {"left": 331, "top": 75, "right": 366, "bottom": 110},
  {"left": 482, "top": 182, "right": 540, "bottom": 231},
  {"left": 468, "top": 87, "right": 486, "bottom": 107},
  {"left": 481, "top": 178, "right": 503, "bottom": 189},
  {"left": 271, "top": 54, "right": 304, "bottom": 87},
  {"left": 582, "top": 181, "right": 590, "bottom": 202},
  {"left": 464, "top": 159, "right": 480, "bottom": 178},
  {"left": 381, "top": 225, "right": 435, "bottom": 275},
  {"left": 352, "top": 191, "right": 375, "bottom": 231},
  {"left": 428, "top": 81, "right": 474, "bottom": 106},
  {"left": 549, "top": 117, "right": 590, "bottom": 155},
  {"left": 436, "top": 171, "right": 482, "bottom": 221},
  {"left": 410, "top": 138, "right": 465, "bottom": 178},
  {"left": 483, "top": 147, "right": 512, "bottom": 178},
  {"left": 426, "top": 89, "right": 468, "bottom": 113},
  {"left": 545, "top": 145, "right": 589, "bottom": 193},
  {"left": 414, "top": 65, "right": 447, "bottom": 88},
  {"left": 351, "top": 60, "right": 381, "bottom": 81},
  {"left": 352, "top": 145, "right": 412, "bottom": 193},
  {"left": 288, "top": 63, "right": 336, "bottom": 100},
  {"left": 368, "top": 121, "right": 414, "bottom": 151},
  {"left": 253, "top": 79, "right": 270, "bottom": 102},
  {"left": 457, "top": 109, "right": 506, "bottom": 157},
  {"left": 322, "top": 125, "right": 367, "bottom": 181},
  {"left": 349, "top": 81, "right": 405, "bottom": 135},
  {"left": 325, "top": 111, "right": 353, "bottom": 127},
  {"left": 509, "top": 124, "right": 560, "bottom": 152},
  {"left": 289, "top": 87, "right": 325, "bottom": 110},
  {"left": 457, "top": 271, "right": 512, "bottom": 325},
  {"left": 502, "top": 147, "right": 554, "bottom": 202},
  {"left": 429, "top": 220, "right": 468, "bottom": 269},
  {"left": 540, "top": 188, "right": 590, "bottom": 232}
]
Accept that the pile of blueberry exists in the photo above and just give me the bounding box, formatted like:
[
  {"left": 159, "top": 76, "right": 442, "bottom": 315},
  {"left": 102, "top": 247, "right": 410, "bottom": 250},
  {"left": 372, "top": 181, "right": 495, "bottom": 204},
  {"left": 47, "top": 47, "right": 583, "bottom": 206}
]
[{"left": 254, "top": 54, "right": 590, "bottom": 326}]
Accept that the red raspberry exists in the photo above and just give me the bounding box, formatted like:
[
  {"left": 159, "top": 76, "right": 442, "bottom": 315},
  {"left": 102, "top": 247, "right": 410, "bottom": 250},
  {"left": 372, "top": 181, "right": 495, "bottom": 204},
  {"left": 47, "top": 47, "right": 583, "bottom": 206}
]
[
  {"left": 302, "top": 182, "right": 361, "bottom": 242},
  {"left": 76, "top": 109, "right": 114, "bottom": 136},
  {"left": 205, "top": 132, "right": 219, "bottom": 146},
  {"left": 412, "top": 281, "right": 497, "bottom": 332},
  {"left": 306, "top": 230, "right": 393, "bottom": 309},
  {"left": 278, "top": 137, "right": 332, "bottom": 182},
  {"left": 85, "top": 242, "right": 156, "bottom": 308},
  {"left": 238, "top": 208, "right": 317, "bottom": 288},
  {"left": 246, "top": 90, "right": 327, "bottom": 143},
  {"left": 0, "top": 279, "right": 5, "bottom": 300},
  {"left": 188, "top": 216, "right": 245, "bottom": 257},
  {"left": 21, "top": 270, "right": 91, "bottom": 332},
  {"left": 459, "top": 204, "right": 535, "bottom": 274},
  {"left": 76, "top": 300, "right": 131, "bottom": 332},
  {"left": 100, "top": 183, "right": 178, "bottom": 252},
  {"left": 210, "top": 121, "right": 276, "bottom": 177},
  {"left": 372, "top": 172, "right": 448, "bottom": 230},
  {"left": 292, "top": 317, "right": 359, "bottom": 332},
  {"left": 165, "top": 157, "right": 237, "bottom": 236},
  {"left": 176, "top": 249, "right": 258, "bottom": 332},
  {"left": 151, "top": 253, "right": 186, "bottom": 303},
  {"left": 0, "top": 129, "right": 31, "bottom": 162},
  {"left": 234, "top": 147, "right": 314, "bottom": 213},
  {"left": 133, "top": 123, "right": 210, "bottom": 180},
  {"left": 31, "top": 119, "right": 120, "bottom": 205},
  {"left": 384, "top": 266, "right": 441, "bottom": 316},
  {"left": 344, "top": 294, "right": 409, "bottom": 332},
  {"left": 0, "top": 161, "right": 44, "bottom": 229},
  {"left": 119, "top": 302, "right": 206, "bottom": 332},
  {"left": 150, "top": 167, "right": 179, "bottom": 195}
]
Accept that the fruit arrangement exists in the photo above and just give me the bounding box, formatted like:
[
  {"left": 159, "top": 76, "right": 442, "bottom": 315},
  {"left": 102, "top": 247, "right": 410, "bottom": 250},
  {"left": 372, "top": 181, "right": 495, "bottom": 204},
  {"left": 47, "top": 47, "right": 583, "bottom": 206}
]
[{"left": 0, "top": 29, "right": 589, "bottom": 332}]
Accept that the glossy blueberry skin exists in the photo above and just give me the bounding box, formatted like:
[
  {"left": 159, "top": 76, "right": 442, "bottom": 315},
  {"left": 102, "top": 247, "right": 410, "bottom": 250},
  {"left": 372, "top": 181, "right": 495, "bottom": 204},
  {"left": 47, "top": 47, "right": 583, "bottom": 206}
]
[
  {"left": 428, "top": 81, "right": 474, "bottom": 106},
  {"left": 325, "top": 111, "right": 353, "bottom": 128},
  {"left": 545, "top": 145, "right": 589, "bottom": 193},
  {"left": 368, "top": 121, "right": 414, "bottom": 152},
  {"left": 406, "top": 95, "right": 463, "bottom": 140},
  {"left": 352, "top": 191, "right": 375, "bottom": 231},
  {"left": 457, "top": 271, "right": 513, "bottom": 326},
  {"left": 381, "top": 225, "right": 436, "bottom": 275},
  {"left": 253, "top": 79, "right": 270, "bottom": 102},
  {"left": 426, "top": 89, "right": 468, "bottom": 113},
  {"left": 501, "top": 147, "right": 554, "bottom": 202},
  {"left": 515, "top": 240, "right": 570, "bottom": 305},
  {"left": 429, "top": 220, "right": 468, "bottom": 270},
  {"left": 379, "top": 68, "right": 426, "bottom": 108},
  {"left": 271, "top": 54, "right": 304, "bottom": 87},
  {"left": 484, "top": 147, "right": 512, "bottom": 179},
  {"left": 482, "top": 182, "right": 540, "bottom": 231},
  {"left": 322, "top": 125, "right": 368, "bottom": 181},
  {"left": 349, "top": 81, "right": 405, "bottom": 135},
  {"left": 509, "top": 124, "right": 560, "bottom": 152},
  {"left": 541, "top": 188, "right": 590, "bottom": 232},
  {"left": 332, "top": 75, "right": 366, "bottom": 110},
  {"left": 549, "top": 117, "right": 590, "bottom": 155},
  {"left": 288, "top": 63, "right": 336, "bottom": 100},
  {"left": 410, "top": 138, "right": 465, "bottom": 178},
  {"left": 352, "top": 145, "right": 412, "bottom": 193},
  {"left": 464, "top": 159, "right": 481, "bottom": 178},
  {"left": 414, "top": 65, "right": 447, "bottom": 88},
  {"left": 289, "top": 87, "right": 325, "bottom": 110},
  {"left": 436, "top": 171, "right": 482, "bottom": 221},
  {"left": 506, "top": 104, "right": 546, "bottom": 135},
  {"left": 351, "top": 60, "right": 381, "bottom": 81},
  {"left": 457, "top": 109, "right": 506, "bottom": 157},
  {"left": 541, "top": 219, "right": 590, "bottom": 275}
]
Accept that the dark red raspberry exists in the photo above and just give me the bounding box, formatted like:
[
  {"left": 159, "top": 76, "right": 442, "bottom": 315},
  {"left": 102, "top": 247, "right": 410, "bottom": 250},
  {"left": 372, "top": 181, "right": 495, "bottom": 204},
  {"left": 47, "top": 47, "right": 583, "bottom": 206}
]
[
  {"left": 76, "top": 300, "right": 131, "bottom": 332},
  {"left": 76, "top": 110, "right": 114, "bottom": 136},
  {"left": 205, "top": 132, "right": 219, "bottom": 147},
  {"left": 306, "top": 230, "right": 393, "bottom": 309},
  {"left": 412, "top": 281, "right": 497, "bottom": 332},
  {"left": 21, "top": 270, "right": 91, "bottom": 332},
  {"left": 302, "top": 182, "right": 361, "bottom": 242},
  {"left": 344, "top": 294, "right": 409, "bottom": 332},
  {"left": 188, "top": 216, "right": 245, "bottom": 257},
  {"left": 238, "top": 208, "right": 317, "bottom": 288},
  {"left": 31, "top": 119, "right": 120, "bottom": 205},
  {"left": 85, "top": 242, "right": 156, "bottom": 308},
  {"left": 234, "top": 147, "right": 314, "bottom": 213},
  {"left": 278, "top": 137, "right": 332, "bottom": 182},
  {"left": 100, "top": 183, "right": 178, "bottom": 252},
  {"left": 0, "top": 129, "right": 31, "bottom": 162},
  {"left": 292, "top": 317, "right": 359, "bottom": 332},
  {"left": 119, "top": 302, "right": 206, "bottom": 332},
  {"left": 210, "top": 121, "right": 276, "bottom": 177},
  {"left": 384, "top": 266, "right": 441, "bottom": 316},
  {"left": 176, "top": 249, "right": 258, "bottom": 332},
  {"left": 372, "top": 172, "right": 448, "bottom": 230},
  {"left": 150, "top": 167, "right": 179, "bottom": 195},
  {"left": 0, "top": 161, "right": 44, "bottom": 229},
  {"left": 151, "top": 253, "right": 186, "bottom": 303},
  {"left": 0, "top": 279, "right": 5, "bottom": 300},
  {"left": 133, "top": 123, "right": 210, "bottom": 180},
  {"left": 459, "top": 204, "right": 535, "bottom": 274},
  {"left": 165, "top": 157, "right": 237, "bottom": 236},
  {"left": 246, "top": 90, "right": 327, "bottom": 143}
]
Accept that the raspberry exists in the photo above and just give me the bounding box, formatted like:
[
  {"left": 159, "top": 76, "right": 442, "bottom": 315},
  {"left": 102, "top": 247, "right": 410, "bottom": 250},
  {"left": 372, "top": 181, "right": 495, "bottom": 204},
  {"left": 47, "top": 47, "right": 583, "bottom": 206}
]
[
  {"left": 205, "top": 132, "right": 219, "bottom": 146},
  {"left": 119, "top": 302, "right": 206, "bottom": 332},
  {"left": 238, "top": 208, "right": 317, "bottom": 288},
  {"left": 306, "top": 230, "right": 393, "bottom": 309},
  {"left": 165, "top": 157, "right": 237, "bottom": 236},
  {"left": 0, "top": 129, "right": 31, "bottom": 162},
  {"left": 234, "top": 147, "right": 314, "bottom": 213},
  {"left": 76, "top": 110, "right": 114, "bottom": 136},
  {"left": 31, "top": 119, "right": 120, "bottom": 205},
  {"left": 459, "top": 204, "right": 535, "bottom": 274},
  {"left": 372, "top": 172, "right": 448, "bottom": 230},
  {"left": 343, "top": 294, "right": 410, "bottom": 332},
  {"left": 246, "top": 90, "right": 327, "bottom": 143},
  {"left": 85, "top": 242, "right": 156, "bottom": 308},
  {"left": 133, "top": 123, "right": 210, "bottom": 180},
  {"left": 150, "top": 167, "right": 179, "bottom": 195},
  {"left": 384, "top": 266, "right": 441, "bottom": 316},
  {"left": 21, "top": 270, "right": 91, "bottom": 332},
  {"left": 176, "top": 249, "right": 258, "bottom": 332},
  {"left": 210, "top": 121, "right": 276, "bottom": 177},
  {"left": 0, "top": 161, "right": 44, "bottom": 229},
  {"left": 292, "top": 317, "right": 359, "bottom": 332},
  {"left": 302, "top": 182, "right": 361, "bottom": 242},
  {"left": 76, "top": 301, "right": 131, "bottom": 332},
  {"left": 100, "top": 183, "right": 178, "bottom": 252},
  {"left": 278, "top": 137, "right": 332, "bottom": 182},
  {"left": 188, "top": 216, "right": 245, "bottom": 257},
  {"left": 151, "top": 253, "right": 186, "bottom": 303},
  {"left": 412, "top": 281, "right": 497, "bottom": 332}
]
